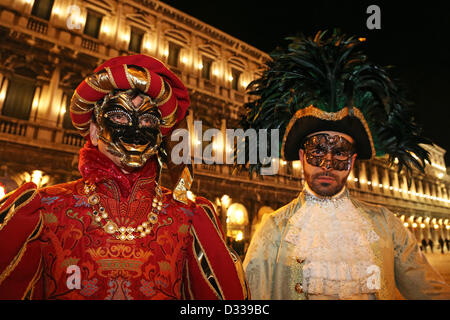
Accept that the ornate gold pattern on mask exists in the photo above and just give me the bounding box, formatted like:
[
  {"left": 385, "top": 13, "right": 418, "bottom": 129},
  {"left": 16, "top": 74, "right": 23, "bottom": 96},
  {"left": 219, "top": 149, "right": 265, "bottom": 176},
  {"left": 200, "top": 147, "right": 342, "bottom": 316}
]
[
  {"left": 95, "top": 89, "right": 163, "bottom": 169},
  {"left": 304, "top": 133, "right": 355, "bottom": 171},
  {"left": 281, "top": 105, "right": 375, "bottom": 161}
]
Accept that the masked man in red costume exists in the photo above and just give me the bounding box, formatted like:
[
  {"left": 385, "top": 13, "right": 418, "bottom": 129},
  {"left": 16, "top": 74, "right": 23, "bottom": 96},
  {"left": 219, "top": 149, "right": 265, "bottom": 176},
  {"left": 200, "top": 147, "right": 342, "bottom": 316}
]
[{"left": 0, "top": 55, "right": 248, "bottom": 300}]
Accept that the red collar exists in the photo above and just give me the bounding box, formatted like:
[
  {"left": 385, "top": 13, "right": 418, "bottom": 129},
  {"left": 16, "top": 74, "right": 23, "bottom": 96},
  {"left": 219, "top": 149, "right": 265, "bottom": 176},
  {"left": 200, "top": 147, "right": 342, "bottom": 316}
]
[{"left": 78, "top": 141, "right": 158, "bottom": 198}]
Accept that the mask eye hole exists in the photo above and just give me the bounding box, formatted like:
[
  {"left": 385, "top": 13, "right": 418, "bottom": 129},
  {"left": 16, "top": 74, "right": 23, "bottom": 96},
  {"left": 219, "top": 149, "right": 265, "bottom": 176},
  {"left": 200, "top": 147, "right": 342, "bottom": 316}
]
[
  {"left": 105, "top": 108, "right": 132, "bottom": 125},
  {"left": 139, "top": 113, "right": 160, "bottom": 128}
]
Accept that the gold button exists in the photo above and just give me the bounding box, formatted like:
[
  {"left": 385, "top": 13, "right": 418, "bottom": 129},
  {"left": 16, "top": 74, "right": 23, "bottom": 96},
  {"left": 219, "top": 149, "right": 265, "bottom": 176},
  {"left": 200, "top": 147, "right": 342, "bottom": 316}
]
[
  {"left": 296, "top": 257, "right": 305, "bottom": 264},
  {"left": 295, "top": 283, "right": 303, "bottom": 294}
]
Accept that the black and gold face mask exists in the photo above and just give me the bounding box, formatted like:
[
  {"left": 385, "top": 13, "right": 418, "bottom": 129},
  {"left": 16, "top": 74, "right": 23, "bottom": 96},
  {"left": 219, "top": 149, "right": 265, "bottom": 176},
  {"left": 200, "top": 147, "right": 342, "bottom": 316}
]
[
  {"left": 94, "top": 89, "right": 162, "bottom": 168},
  {"left": 303, "top": 133, "right": 355, "bottom": 171}
]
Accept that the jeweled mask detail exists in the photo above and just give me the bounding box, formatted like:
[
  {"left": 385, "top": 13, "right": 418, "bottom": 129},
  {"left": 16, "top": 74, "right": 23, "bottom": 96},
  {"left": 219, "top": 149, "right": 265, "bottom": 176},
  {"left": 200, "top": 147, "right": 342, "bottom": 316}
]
[
  {"left": 94, "top": 89, "right": 162, "bottom": 168},
  {"left": 303, "top": 133, "right": 355, "bottom": 171}
]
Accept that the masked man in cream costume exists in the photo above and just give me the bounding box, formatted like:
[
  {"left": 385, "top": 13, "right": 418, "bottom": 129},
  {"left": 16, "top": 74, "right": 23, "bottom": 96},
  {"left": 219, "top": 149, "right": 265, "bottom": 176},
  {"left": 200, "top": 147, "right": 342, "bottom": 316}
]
[{"left": 241, "top": 31, "right": 450, "bottom": 300}]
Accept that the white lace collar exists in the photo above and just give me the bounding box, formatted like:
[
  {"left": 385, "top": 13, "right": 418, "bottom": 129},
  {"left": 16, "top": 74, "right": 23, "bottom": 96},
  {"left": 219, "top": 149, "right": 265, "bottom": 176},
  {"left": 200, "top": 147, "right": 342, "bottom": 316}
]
[{"left": 285, "top": 184, "right": 380, "bottom": 298}]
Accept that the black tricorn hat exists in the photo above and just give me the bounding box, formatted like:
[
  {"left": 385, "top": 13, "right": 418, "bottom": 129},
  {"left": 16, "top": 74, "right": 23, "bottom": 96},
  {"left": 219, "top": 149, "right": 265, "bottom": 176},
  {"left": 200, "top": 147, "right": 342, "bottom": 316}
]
[{"left": 237, "top": 30, "right": 431, "bottom": 176}]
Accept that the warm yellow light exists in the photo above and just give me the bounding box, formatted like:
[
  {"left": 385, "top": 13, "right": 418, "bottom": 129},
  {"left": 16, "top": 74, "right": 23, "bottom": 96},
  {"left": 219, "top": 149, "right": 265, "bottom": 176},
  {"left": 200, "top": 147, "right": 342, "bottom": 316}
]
[
  {"left": 354, "top": 178, "right": 358, "bottom": 182},
  {"left": 358, "top": 37, "right": 367, "bottom": 42},
  {"left": 163, "top": 49, "right": 169, "bottom": 57},
  {"left": 181, "top": 56, "right": 188, "bottom": 64},
  {"left": 437, "top": 172, "right": 444, "bottom": 179},
  {"left": 235, "top": 231, "right": 243, "bottom": 241},
  {"left": 31, "top": 170, "right": 43, "bottom": 185},
  {"left": 446, "top": 225, "right": 450, "bottom": 230},
  {"left": 420, "top": 223, "right": 426, "bottom": 229},
  {"left": 121, "top": 32, "right": 129, "bottom": 42},
  {"left": 434, "top": 224, "right": 439, "bottom": 229},
  {"left": 197, "top": 63, "right": 203, "bottom": 70},
  {"left": 280, "top": 160, "right": 286, "bottom": 166},
  {"left": 360, "top": 179, "right": 366, "bottom": 184},
  {"left": 103, "top": 25, "right": 110, "bottom": 34},
  {"left": 53, "top": 6, "right": 60, "bottom": 16},
  {"left": 412, "top": 223, "right": 417, "bottom": 228},
  {"left": 212, "top": 69, "right": 219, "bottom": 76},
  {"left": 228, "top": 75, "right": 234, "bottom": 82},
  {"left": 367, "top": 181, "right": 372, "bottom": 185},
  {"left": 403, "top": 222, "right": 409, "bottom": 227},
  {"left": 186, "top": 190, "right": 196, "bottom": 202},
  {"left": 221, "top": 194, "right": 231, "bottom": 208},
  {"left": 292, "top": 161, "right": 301, "bottom": 169},
  {"left": 144, "top": 41, "right": 152, "bottom": 50},
  {"left": 0, "top": 186, "right": 5, "bottom": 200}
]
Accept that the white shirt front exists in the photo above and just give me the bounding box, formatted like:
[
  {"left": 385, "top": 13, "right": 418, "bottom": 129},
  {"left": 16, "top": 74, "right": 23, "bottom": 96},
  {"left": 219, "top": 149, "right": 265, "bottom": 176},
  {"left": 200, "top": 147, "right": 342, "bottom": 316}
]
[{"left": 284, "top": 184, "right": 380, "bottom": 299}]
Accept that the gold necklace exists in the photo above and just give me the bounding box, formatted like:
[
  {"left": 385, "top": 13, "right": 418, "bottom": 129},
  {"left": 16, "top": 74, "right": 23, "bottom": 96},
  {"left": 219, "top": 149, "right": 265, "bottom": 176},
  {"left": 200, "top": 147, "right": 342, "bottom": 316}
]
[{"left": 83, "top": 181, "right": 163, "bottom": 241}]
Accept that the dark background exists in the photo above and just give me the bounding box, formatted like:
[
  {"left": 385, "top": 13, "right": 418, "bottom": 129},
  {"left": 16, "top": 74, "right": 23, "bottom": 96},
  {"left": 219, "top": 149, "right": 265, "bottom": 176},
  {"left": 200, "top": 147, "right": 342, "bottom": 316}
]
[{"left": 160, "top": 0, "right": 450, "bottom": 164}]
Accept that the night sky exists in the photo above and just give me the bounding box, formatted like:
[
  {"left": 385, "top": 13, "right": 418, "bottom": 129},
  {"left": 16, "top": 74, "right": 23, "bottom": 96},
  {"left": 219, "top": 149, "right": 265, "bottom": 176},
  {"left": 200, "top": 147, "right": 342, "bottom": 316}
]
[{"left": 160, "top": 0, "right": 450, "bottom": 165}]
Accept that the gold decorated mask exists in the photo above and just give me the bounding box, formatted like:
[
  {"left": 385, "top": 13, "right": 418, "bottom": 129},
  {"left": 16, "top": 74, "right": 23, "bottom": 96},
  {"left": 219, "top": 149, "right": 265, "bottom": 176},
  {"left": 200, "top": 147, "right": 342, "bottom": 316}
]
[{"left": 94, "top": 89, "right": 162, "bottom": 168}]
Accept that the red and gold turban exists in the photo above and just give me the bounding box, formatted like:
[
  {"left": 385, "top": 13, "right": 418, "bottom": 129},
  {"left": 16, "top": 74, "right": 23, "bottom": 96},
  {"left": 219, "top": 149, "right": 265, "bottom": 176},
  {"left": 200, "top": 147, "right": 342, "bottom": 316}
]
[{"left": 70, "top": 54, "right": 190, "bottom": 138}]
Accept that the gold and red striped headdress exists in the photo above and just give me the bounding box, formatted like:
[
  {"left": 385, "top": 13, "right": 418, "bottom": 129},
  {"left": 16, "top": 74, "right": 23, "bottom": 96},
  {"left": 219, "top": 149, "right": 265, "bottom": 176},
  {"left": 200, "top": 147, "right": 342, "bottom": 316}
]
[{"left": 70, "top": 54, "right": 190, "bottom": 139}]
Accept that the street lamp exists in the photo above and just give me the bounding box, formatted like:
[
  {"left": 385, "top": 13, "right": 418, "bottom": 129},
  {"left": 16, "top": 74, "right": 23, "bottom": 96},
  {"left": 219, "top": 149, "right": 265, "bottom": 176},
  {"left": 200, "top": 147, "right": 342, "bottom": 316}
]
[{"left": 216, "top": 194, "right": 231, "bottom": 239}]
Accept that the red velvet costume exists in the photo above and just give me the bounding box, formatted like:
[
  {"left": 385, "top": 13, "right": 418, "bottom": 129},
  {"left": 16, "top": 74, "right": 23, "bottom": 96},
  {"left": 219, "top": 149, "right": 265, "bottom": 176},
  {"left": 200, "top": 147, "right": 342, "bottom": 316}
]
[
  {"left": 0, "top": 54, "right": 248, "bottom": 300},
  {"left": 0, "top": 142, "right": 247, "bottom": 300}
]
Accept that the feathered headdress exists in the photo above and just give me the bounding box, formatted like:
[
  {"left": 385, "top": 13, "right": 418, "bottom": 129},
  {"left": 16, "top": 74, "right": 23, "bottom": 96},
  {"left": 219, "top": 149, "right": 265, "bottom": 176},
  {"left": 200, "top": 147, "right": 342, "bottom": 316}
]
[{"left": 238, "top": 30, "right": 431, "bottom": 176}]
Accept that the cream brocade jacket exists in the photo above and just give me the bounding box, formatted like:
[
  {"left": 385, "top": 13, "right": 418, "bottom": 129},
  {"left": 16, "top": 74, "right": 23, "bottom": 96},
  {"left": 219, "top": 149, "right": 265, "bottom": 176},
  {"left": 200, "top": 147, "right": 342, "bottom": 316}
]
[{"left": 243, "top": 190, "right": 450, "bottom": 300}]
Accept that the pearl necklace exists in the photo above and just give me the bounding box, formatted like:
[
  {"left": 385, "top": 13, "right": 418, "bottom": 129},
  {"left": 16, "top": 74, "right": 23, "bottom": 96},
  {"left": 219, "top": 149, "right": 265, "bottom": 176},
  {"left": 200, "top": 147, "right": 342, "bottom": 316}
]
[{"left": 84, "top": 181, "right": 163, "bottom": 241}]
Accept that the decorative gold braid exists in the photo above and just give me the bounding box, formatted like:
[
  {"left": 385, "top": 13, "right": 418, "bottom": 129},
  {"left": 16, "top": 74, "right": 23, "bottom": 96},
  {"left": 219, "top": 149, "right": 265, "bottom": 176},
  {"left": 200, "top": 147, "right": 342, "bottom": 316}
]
[
  {"left": 190, "top": 227, "right": 225, "bottom": 300},
  {"left": 85, "top": 77, "right": 111, "bottom": 94},
  {"left": 280, "top": 105, "right": 376, "bottom": 160},
  {"left": 105, "top": 67, "right": 119, "bottom": 89},
  {"left": 124, "top": 64, "right": 136, "bottom": 89},
  {"left": 0, "top": 214, "right": 43, "bottom": 287},
  {"left": 160, "top": 102, "right": 178, "bottom": 129},
  {"left": 0, "top": 188, "right": 38, "bottom": 232}
]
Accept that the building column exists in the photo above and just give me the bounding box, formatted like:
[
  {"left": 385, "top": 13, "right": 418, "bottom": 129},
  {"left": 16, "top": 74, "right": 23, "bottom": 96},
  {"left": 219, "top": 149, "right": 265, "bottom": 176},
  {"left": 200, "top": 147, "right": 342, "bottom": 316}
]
[{"left": 359, "top": 161, "right": 368, "bottom": 191}]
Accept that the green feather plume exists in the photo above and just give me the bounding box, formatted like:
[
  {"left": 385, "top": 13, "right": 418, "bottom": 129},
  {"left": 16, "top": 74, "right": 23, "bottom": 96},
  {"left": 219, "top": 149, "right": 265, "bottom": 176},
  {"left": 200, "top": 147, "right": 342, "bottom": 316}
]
[{"left": 236, "top": 30, "right": 431, "bottom": 176}]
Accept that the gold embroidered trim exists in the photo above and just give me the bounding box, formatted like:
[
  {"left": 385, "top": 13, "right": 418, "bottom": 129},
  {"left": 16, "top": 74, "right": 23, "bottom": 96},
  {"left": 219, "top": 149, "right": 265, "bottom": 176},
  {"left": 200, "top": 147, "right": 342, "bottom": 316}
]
[
  {"left": 21, "top": 255, "right": 43, "bottom": 300},
  {"left": 105, "top": 67, "right": 118, "bottom": 89},
  {"left": 124, "top": 64, "right": 136, "bottom": 89},
  {"left": 0, "top": 188, "right": 37, "bottom": 232},
  {"left": 281, "top": 105, "right": 376, "bottom": 160},
  {"left": 72, "top": 92, "right": 96, "bottom": 108},
  {"left": 160, "top": 103, "right": 178, "bottom": 129},
  {"left": 0, "top": 214, "right": 43, "bottom": 287},
  {"left": 85, "top": 77, "right": 111, "bottom": 94},
  {"left": 190, "top": 227, "right": 224, "bottom": 299},
  {"left": 143, "top": 67, "right": 151, "bottom": 94}
]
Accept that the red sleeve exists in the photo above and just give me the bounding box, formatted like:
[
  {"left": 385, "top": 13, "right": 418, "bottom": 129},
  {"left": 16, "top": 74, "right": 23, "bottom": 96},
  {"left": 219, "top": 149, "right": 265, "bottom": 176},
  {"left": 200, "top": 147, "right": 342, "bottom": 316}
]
[
  {"left": 184, "top": 196, "right": 249, "bottom": 300},
  {"left": 0, "top": 182, "right": 44, "bottom": 299}
]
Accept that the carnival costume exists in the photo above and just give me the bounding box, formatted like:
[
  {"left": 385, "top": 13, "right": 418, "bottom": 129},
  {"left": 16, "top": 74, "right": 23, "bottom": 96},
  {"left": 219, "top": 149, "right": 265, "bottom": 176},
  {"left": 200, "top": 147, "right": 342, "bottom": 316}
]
[
  {"left": 0, "top": 55, "right": 248, "bottom": 300},
  {"left": 241, "top": 31, "right": 450, "bottom": 299}
]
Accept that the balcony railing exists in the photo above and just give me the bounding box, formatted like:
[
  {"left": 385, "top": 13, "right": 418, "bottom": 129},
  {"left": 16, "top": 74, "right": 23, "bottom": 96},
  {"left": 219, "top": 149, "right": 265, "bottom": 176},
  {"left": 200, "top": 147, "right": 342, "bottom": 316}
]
[
  {"left": 27, "top": 17, "right": 48, "bottom": 35},
  {"left": 0, "top": 115, "right": 82, "bottom": 151}
]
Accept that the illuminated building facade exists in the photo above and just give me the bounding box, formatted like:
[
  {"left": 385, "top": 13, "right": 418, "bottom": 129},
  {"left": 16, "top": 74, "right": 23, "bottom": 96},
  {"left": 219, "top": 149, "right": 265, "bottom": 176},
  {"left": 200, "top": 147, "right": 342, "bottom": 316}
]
[{"left": 0, "top": 0, "right": 449, "bottom": 250}]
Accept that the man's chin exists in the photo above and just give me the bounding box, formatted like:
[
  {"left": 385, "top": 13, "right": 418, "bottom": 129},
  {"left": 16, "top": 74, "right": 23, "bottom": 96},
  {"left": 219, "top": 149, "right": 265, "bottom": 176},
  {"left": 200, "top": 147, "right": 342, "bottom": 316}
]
[{"left": 310, "top": 181, "right": 343, "bottom": 197}]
